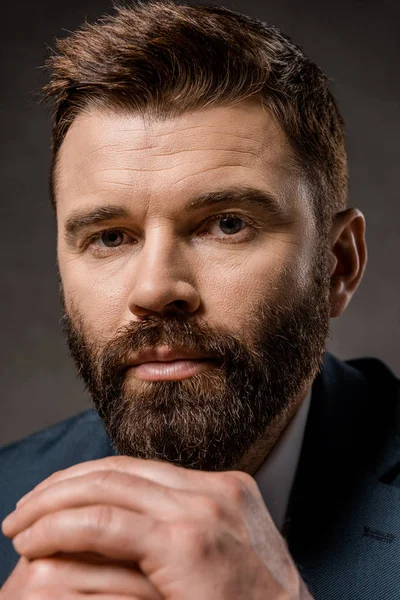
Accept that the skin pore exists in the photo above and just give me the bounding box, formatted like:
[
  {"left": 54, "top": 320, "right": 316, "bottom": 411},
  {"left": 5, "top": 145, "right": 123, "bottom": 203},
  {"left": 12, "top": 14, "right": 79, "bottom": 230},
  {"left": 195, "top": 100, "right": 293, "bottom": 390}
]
[{"left": 56, "top": 98, "right": 367, "bottom": 475}]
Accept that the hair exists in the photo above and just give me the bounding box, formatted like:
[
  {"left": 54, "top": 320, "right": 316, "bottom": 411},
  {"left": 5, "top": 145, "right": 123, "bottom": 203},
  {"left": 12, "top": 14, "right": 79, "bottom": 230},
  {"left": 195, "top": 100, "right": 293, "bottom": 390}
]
[{"left": 41, "top": 0, "right": 348, "bottom": 237}]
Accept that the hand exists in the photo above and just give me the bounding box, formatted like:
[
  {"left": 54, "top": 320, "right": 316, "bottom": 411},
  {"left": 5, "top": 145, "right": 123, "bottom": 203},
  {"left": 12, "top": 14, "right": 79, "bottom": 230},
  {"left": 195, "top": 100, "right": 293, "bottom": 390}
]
[
  {"left": 0, "top": 552, "right": 163, "bottom": 599},
  {"left": 2, "top": 456, "right": 313, "bottom": 599}
]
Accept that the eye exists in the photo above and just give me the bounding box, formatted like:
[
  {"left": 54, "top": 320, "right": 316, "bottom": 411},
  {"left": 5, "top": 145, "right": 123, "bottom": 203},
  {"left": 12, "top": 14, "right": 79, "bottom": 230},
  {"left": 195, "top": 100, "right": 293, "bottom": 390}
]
[
  {"left": 83, "top": 229, "right": 133, "bottom": 256},
  {"left": 94, "top": 230, "right": 127, "bottom": 248},
  {"left": 216, "top": 215, "right": 246, "bottom": 235},
  {"left": 200, "top": 213, "right": 253, "bottom": 240}
]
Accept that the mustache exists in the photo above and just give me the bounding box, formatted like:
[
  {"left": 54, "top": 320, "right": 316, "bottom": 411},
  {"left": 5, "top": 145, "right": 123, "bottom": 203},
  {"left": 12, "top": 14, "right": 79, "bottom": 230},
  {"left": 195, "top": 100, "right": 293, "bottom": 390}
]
[
  {"left": 61, "top": 309, "right": 266, "bottom": 377},
  {"left": 103, "top": 313, "right": 254, "bottom": 365},
  {"left": 114, "top": 314, "right": 221, "bottom": 354}
]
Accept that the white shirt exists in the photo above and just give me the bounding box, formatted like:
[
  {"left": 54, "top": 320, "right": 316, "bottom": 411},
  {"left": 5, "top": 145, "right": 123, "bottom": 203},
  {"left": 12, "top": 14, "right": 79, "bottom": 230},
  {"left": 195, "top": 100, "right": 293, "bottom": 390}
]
[{"left": 253, "top": 388, "right": 312, "bottom": 532}]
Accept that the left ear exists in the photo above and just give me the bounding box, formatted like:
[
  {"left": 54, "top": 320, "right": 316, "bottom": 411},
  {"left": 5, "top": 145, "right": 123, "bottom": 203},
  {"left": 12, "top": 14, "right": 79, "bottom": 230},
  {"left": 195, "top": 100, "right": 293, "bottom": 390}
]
[{"left": 329, "top": 208, "right": 367, "bottom": 318}]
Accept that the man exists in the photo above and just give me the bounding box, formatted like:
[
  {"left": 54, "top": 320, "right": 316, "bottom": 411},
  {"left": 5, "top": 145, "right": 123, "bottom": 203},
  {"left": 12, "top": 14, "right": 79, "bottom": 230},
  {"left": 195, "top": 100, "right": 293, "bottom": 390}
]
[{"left": 0, "top": 0, "right": 398, "bottom": 597}]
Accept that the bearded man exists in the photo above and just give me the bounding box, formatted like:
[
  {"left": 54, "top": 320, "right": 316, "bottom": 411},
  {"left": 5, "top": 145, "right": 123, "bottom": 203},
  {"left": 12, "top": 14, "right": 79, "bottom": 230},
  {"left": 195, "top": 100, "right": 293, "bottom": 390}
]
[{"left": 1, "top": 1, "right": 399, "bottom": 599}]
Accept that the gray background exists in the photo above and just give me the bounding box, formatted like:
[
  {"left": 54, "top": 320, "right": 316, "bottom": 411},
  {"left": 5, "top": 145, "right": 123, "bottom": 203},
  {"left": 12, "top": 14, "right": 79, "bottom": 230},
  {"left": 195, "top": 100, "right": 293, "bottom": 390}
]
[{"left": 1, "top": 0, "right": 398, "bottom": 446}]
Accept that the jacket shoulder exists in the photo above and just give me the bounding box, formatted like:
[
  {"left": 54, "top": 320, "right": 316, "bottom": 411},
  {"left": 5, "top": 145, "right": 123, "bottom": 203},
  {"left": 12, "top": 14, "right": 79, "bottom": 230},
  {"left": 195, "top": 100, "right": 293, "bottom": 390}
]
[
  {"left": 345, "top": 354, "right": 399, "bottom": 386},
  {"left": 0, "top": 408, "right": 116, "bottom": 517},
  {"left": 1, "top": 407, "right": 96, "bottom": 455},
  {"left": 344, "top": 354, "right": 400, "bottom": 432},
  {"left": 0, "top": 408, "right": 112, "bottom": 467},
  {"left": 0, "top": 409, "right": 117, "bottom": 585}
]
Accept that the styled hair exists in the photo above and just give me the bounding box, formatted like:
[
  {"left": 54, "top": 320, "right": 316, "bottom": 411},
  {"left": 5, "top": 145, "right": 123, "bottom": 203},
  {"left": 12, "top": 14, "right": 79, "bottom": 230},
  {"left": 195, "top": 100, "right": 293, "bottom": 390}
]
[{"left": 41, "top": 0, "right": 348, "bottom": 234}]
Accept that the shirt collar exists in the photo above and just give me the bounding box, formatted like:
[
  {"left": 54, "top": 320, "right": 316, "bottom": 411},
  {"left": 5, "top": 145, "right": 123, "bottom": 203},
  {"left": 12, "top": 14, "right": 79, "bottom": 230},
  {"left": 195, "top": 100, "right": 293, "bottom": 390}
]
[{"left": 253, "top": 388, "right": 312, "bottom": 531}]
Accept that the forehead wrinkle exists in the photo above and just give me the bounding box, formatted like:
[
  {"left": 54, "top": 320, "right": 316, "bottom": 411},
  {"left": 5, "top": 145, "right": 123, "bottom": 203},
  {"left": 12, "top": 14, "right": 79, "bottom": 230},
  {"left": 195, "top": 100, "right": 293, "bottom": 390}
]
[
  {"left": 65, "top": 112, "right": 292, "bottom": 165},
  {"left": 84, "top": 146, "right": 263, "bottom": 162},
  {"left": 76, "top": 164, "right": 182, "bottom": 185},
  {"left": 149, "top": 147, "right": 261, "bottom": 159},
  {"left": 101, "top": 179, "right": 140, "bottom": 189},
  {"left": 73, "top": 146, "right": 275, "bottom": 188},
  {"left": 151, "top": 131, "right": 294, "bottom": 174},
  {"left": 146, "top": 128, "right": 284, "bottom": 153},
  {"left": 88, "top": 118, "right": 282, "bottom": 152},
  {"left": 173, "top": 163, "right": 256, "bottom": 186},
  {"left": 208, "top": 131, "right": 298, "bottom": 172},
  {"left": 83, "top": 142, "right": 161, "bottom": 158},
  {"left": 111, "top": 123, "right": 216, "bottom": 137}
]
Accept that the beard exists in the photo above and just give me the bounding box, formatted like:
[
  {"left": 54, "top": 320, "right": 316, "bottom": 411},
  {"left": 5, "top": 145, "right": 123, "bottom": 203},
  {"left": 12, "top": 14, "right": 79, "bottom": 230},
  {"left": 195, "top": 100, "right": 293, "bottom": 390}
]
[{"left": 60, "top": 247, "right": 331, "bottom": 472}]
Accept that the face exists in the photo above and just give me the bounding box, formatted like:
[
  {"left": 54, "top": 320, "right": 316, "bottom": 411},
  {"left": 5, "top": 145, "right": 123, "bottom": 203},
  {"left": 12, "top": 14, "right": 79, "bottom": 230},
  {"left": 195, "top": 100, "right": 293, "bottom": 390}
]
[{"left": 56, "top": 100, "right": 331, "bottom": 471}]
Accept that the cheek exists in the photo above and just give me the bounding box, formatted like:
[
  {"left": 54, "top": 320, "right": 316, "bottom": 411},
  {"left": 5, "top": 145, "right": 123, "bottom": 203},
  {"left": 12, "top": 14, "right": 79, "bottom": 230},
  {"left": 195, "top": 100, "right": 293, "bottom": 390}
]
[
  {"left": 59, "top": 256, "right": 129, "bottom": 339},
  {"left": 198, "top": 240, "right": 306, "bottom": 331}
]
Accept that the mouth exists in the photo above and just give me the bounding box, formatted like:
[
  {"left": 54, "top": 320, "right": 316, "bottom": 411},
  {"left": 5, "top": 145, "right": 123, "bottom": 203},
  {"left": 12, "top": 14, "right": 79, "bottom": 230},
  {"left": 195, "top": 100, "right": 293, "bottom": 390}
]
[{"left": 128, "top": 358, "right": 219, "bottom": 381}]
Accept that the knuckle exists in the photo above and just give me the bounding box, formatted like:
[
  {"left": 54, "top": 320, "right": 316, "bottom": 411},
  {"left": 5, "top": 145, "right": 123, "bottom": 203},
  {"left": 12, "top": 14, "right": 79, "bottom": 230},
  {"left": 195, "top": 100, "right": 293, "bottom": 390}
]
[
  {"left": 91, "top": 503, "right": 114, "bottom": 531},
  {"left": 91, "top": 468, "right": 117, "bottom": 487},
  {"left": 103, "top": 455, "right": 130, "bottom": 469},
  {"left": 43, "top": 470, "right": 61, "bottom": 485},
  {"left": 195, "top": 495, "right": 224, "bottom": 520},
  {"left": 36, "top": 513, "right": 58, "bottom": 540},
  {"left": 170, "top": 520, "right": 210, "bottom": 558},
  {"left": 28, "top": 559, "right": 56, "bottom": 584},
  {"left": 219, "top": 472, "right": 249, "bottom": 505}
]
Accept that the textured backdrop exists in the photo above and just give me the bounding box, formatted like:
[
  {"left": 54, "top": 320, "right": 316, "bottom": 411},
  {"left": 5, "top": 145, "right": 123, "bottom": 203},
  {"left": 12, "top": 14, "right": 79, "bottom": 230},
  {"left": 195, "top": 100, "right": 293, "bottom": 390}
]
[{"left": 1, "top": 0, "right": 398, "bottom": 445}]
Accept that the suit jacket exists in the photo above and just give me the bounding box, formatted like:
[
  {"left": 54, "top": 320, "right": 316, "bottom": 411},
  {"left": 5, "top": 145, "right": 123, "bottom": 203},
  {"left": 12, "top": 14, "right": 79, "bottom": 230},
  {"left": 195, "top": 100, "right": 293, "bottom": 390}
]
[{"left": 1, "top": 352, "right": 399, "bottom": 598}]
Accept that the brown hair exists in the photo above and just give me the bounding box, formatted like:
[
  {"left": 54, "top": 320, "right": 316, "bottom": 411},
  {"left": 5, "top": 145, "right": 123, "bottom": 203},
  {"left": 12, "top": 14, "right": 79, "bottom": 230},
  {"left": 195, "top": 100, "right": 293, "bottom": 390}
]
[{"left": 42, "top": 0, "right": 348, "bottom": 234}]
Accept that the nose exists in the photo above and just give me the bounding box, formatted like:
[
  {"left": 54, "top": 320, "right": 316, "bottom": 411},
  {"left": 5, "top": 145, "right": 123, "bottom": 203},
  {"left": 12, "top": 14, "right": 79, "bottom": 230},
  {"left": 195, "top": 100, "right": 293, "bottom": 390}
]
[{"left": 127, "top": 233, "right": 201, "bottom": 318}]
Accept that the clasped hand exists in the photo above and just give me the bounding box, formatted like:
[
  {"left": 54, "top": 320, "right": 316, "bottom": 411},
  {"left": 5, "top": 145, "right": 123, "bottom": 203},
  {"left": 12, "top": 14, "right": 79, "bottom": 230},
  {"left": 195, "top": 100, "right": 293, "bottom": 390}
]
[{"left": 1, "top": 456, "right": 312, "bottom": 599}]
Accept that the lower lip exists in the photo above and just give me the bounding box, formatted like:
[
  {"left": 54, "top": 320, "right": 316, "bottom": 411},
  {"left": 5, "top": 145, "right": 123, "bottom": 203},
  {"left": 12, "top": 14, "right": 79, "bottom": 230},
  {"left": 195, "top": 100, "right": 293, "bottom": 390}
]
[{"left": 130, "top": 359, "right": 217, "bottom": 381}]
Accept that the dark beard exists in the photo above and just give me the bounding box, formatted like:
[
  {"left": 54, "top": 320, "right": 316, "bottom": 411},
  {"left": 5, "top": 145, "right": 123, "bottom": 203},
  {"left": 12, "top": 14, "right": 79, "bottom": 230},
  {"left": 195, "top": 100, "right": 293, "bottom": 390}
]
[{"left": 60, "top": 249, "right": 331, "bottom": 471}]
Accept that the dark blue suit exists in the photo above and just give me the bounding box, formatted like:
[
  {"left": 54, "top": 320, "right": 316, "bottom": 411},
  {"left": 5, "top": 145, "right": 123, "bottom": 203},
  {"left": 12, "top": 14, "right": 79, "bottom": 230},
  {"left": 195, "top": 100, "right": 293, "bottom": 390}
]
[{"left": 1, "top": 352, "right": 399, "bottom": 598}]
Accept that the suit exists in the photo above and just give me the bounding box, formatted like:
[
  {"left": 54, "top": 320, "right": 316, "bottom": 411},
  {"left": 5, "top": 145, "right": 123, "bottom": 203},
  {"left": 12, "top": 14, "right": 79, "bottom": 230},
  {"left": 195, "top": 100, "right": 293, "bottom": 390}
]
[{"left": 1, "top": 352, "right": 399, "bottom": 598}]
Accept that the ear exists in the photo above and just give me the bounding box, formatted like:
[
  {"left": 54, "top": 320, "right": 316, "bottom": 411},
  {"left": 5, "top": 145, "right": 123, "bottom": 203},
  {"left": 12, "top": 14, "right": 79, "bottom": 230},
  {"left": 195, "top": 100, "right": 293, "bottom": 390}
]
[{"left": 329, "top": 208, "right": 367, "bottom": 318}]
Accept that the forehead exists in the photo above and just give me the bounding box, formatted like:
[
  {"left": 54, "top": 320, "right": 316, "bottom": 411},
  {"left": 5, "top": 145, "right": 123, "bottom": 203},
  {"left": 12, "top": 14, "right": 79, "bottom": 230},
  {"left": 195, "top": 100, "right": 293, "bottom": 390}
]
[{"left": 55, "top": 100, "right": 304, "bottom": 215}]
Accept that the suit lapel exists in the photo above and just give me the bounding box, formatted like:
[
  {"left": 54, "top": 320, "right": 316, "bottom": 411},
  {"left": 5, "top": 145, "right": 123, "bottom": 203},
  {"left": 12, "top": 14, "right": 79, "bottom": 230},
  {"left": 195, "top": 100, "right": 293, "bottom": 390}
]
[{"left": 287, "top": 353, "right": 400, "bottom": 599}]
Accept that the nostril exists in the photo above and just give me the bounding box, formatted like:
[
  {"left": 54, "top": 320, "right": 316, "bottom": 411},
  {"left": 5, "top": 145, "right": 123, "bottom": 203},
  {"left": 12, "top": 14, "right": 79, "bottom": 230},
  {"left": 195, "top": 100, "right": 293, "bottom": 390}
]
[
  {"left": 163, "top": 300, "right": 188, "bottom": 315},
  {"left": 174, "top": 300, "right": 188, "bottom": 311}
]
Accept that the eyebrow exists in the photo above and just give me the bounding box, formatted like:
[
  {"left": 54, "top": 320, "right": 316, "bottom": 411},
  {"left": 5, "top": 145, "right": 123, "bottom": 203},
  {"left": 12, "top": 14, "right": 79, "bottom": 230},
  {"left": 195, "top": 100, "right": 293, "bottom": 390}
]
[
  {"left": 184, "top": 186, "right": 288, "bottom": 218},
  {"left": 64, "top": 185, "right": 289, "bottom": 245},
  {"left": 65, "top": 206, "right": 131, "bottom": 245}
]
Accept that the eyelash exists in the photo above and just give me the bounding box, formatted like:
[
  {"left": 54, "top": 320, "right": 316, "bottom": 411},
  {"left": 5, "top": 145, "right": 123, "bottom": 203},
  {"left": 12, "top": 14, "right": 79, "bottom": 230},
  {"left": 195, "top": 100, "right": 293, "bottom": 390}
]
[{"left": 83, "top": 212, "right": 259, "bottom": 257}]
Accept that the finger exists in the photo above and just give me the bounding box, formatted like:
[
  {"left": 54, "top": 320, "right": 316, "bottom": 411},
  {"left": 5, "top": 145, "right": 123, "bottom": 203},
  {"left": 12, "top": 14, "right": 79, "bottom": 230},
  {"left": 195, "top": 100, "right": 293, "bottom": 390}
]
[
  {"left": 53, "top": 550, "right": 140, "bottom": 566},
  {"left": 3, "top": 470, "right": 181, "bottom": 538},
  {"left": 16, "top": 456, "right": 216, "bottom": 506},
  {"left": 64, "top": 592, "right": 147, "bottom": 600},
  {"left": 11, "top": 505, "right": 160, "bottom": 564},
  {"left": 29, "top": 555, "right": 162, "bottom": 599},
  {"left": 73, "top": 596, "right": 146, "bottom": 600}
]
